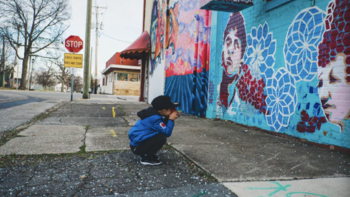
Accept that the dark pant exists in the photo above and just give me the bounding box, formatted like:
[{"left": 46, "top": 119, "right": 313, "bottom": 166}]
[{"left": 130, "top": 133, "right": 167, "bottom": 158}]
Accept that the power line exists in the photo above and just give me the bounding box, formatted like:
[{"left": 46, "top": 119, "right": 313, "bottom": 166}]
[{"left": 101, "top": 33, "right": 132, "bottom": 43}]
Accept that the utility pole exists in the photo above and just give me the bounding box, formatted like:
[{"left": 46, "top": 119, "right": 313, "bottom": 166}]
[
  {"left": 83, "top": 0, "right": 93, "bottom": 99},
  {"left": 89, "top": 47, "right": 93, "bottom": 93},
  {"left": 93, "top": 5, "right": 106, "bottom": 94}
]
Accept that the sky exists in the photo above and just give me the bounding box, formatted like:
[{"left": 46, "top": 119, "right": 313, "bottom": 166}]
[{"left": 64, "top": 0, "right": 144, "bottom": 78}]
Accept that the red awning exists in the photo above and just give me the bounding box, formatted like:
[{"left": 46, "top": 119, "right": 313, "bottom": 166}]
[{"left": 120, "top": 31, "right": 150, "bottom": 60}]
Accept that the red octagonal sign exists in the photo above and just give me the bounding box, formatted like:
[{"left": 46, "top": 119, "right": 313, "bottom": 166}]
[{"left": 65, "top": 35, "right": 83, "bottom": 53}]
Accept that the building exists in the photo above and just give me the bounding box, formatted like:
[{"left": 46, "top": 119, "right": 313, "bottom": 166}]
[
  {"left": 134, "top": 0, "right": 350, "bottom": 150},
  {"left": 54, "top": 82, "right": 68, "bottom": 92},
  {"left": 100, "top": 52, "right": 141, "bottom": 96},
  {"left": 12, "top": 65, "right": 22, "bottom": 88}
]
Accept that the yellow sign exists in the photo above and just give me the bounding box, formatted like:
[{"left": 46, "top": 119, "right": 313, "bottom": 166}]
[{"left": 64, "top": 53, "right": 83, "bottom": 68}]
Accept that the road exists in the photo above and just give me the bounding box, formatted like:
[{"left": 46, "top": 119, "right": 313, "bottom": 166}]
[{"left": 0, "top": 90, "right": 137, "bottom": 133}]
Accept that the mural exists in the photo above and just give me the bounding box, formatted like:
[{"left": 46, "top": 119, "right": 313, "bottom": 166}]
[
  {"left": 217, "top": 13, "right": 246, "bottom": 114},
  {"left": 150, "top": 0, "right": 166, "bottom": 75},
  {"left": 317, "top": 0, "right": 350, "bottom": 131},
  {"left": 208, "top": 0, "right": 350, "bottom": 149},
  {"left": 164, "top": 0, "right": 212, "bottom": 116},
  {"left": 217, "top": 16, "right": 276, "bottom": 125}
]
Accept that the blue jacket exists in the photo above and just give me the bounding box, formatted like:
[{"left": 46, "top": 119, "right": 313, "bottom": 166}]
[{"left": 128, "top": 107, "right": 174, "bottom": 146}]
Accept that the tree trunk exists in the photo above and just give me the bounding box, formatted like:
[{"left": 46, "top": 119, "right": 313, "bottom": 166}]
[
  {"left": 11, "top": 71, "right": 15, "bottom": 88},
  {"left": 19, "top": 55, "right": 29, "bottom": 90}
]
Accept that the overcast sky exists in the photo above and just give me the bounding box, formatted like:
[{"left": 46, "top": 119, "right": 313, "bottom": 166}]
[{"left": 64, "top": 0, "right": 143, "bottom": 78}]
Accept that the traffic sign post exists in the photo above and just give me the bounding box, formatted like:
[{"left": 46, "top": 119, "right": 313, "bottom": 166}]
[
  {"left": 64, "top": 35, "right": 84, "bottom": 101},
  {"left": 70, "top": 68, "right": 76, "bottom": 101},
  {"left": 64, "top": 53, "right": 83, "bottom": 101},
  {"left": 70, "top": 72, "right": 74, "bottom": 101}
]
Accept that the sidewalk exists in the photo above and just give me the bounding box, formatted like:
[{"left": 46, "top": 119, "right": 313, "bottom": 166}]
[
  {"left": 117, "top": 102, "right": 350, "bottom": 196},
  {"left": 0, "top": 98, "right": 349, "bottom": 196}
]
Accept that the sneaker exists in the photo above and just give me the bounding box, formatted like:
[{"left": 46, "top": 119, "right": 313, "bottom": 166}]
[
  {"left": 153, "top": 155, "right": 160, "bottom": 160},
  {"left": 140, "top": 156, "right": 162, "bottom": 166}
]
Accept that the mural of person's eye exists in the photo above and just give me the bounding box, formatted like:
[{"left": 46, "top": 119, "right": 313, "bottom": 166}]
[
  {"left": 329, "top": 68, "right": 341, "bottom": 84},
  {"left": 234, "top": 39, "right": 240, "bottom": 50},
  {"left": 317, "top": 78, "right": 323, "bottom": 87},
  {"left": 226, "top": 37, "right": 232, "bottom": 48}
]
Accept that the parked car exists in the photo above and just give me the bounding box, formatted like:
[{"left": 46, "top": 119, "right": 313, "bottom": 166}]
[{"left": 81, "top": 88, "right": 93, "bottom": 93}]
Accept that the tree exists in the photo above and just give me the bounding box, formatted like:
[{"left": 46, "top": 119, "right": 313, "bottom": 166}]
[
  {"left": 34, "top": 66, "right": 56, "bottom": 90},
  {"left": 0, "top": 35, "right": 15, "bottom": 87},
  {"left": 67, "top": 75, "right": 83, "bottom": 92},
  {"left": 54, "top": 60, "right": 70, "bottom": 92},
  {"left": 90, "top": 74, "right": 94, "bottom": 89},
  {"left": 0, "top": 0, "right": 71, "bottom": 90}
]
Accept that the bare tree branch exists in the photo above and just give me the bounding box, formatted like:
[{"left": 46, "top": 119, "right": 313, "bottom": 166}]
[{"left": 0, "top": 0, "right": 71, "bottom": 89}]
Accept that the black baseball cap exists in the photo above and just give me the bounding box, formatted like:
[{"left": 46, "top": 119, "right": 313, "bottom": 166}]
[{"left": 151, "top": 95, "right": 180, "bottom": 110}]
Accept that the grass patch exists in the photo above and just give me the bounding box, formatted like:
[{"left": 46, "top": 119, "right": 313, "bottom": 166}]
[
  {"left": 115, "top": 105, "right": 127, "bottom": 116},
  {"left": 0, "top": 87, "right": 18, "bottom": 91},
  {"left": 78, "top": 145, "right": 86, "bottom": 154}
]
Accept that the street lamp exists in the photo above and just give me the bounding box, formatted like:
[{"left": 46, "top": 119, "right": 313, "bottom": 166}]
[{"left": 29, "top": 58, "right": 35, "bottom": 90}]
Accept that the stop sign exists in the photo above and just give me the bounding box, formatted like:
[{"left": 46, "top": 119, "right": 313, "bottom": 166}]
[{"left": 65, "top": 35, "right": 83, "bottom": 53}]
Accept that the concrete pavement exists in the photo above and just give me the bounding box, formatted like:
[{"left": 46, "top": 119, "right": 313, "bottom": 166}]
[
  {"left": 223, "top": 178, "right": 350, "bottom": 197},
  {"left": 0, "top": 100, "right": 59, "bottom": 133},
  {"left": 117, "top": 102, "right": 350, "bottom": 197},
  {"left": 0, "top": 125, "right": 85, "bottom": 155}
]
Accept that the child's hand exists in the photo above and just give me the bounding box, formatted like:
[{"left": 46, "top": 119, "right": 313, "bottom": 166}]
[{"left": 169, "top": 111, "right": 179, "bottom": 120}]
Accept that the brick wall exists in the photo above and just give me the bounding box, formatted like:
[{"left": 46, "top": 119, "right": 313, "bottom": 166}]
[{"left": 206, "top": 0, "right": 350, "bottom": 149}]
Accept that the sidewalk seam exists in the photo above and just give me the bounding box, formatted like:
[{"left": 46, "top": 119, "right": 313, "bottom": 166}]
[{"left": 167, "top": 143, "right": 221, "bottom": 182}]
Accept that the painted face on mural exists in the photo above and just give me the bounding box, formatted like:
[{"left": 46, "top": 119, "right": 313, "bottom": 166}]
[
  {"left": 316, "top": 0, "right": 350, "bottom": 131},
  {"left": 318, "top": 53, "right": 350, "bottom": 129},
  {"left": 223, "top": 27, "right": 242, "bottom": 76}
]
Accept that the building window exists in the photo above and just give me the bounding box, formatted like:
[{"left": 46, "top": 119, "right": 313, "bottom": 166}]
[
  {"left": 117, "top": 73, "right": 128, "bottom": 81},
  {"left": 129, "top": 73, "right": 140, "bottom": 82}
]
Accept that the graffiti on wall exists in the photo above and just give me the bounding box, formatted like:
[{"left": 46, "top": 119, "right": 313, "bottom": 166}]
[
  {"left": 211, "top": 0, "right": 350, "bottom": 148},
  {"left": 217, "top": 13, "right": 246, "bottom": 114},
  {"left": 217, "top": 13, "right": 276, "bottom": 124},
  {"left": 247, "top": 182, "right": 328, "bottom": 197},
  {"left": 164, "top": 0, "right": 212, "bottom": 116},
  {"left": 317, "top": 0, "right": 350, "bottom": 131},
  {"left": 150, "top": 0, "right": 166, "bottom": 75}
]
